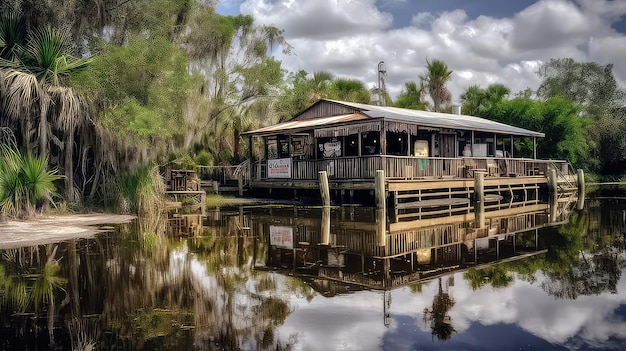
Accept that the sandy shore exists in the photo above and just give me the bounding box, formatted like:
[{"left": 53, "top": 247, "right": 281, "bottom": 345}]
[{"left": 0, "top": 213, "right": 136, "bottom": 250}]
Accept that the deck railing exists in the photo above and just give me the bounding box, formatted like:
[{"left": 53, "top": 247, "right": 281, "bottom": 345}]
[{"left": 253, "top": 156, "right": 570, "bottom": 181}]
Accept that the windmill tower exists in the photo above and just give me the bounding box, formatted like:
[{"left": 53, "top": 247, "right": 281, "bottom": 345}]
[{"left": 377, "top": 61, "right": 387, "bottom": 106}]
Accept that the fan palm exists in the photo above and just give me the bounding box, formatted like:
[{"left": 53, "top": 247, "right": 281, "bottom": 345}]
[
  {"left": 395, "top": 81, "right": 430, "bottom": 110},
  {"left": 0, "top": 22, "right": 90, "bottom": 202},
  {"left": 420, "top": 58, "right": 453, "bottom": 112}
]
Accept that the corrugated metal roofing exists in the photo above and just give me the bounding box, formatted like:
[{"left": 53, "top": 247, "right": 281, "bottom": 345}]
[
  {"left": 242, "top": 113, "right": 368, "bottom": 135},
  {"left": 244, "top": 99, "right": 545, "bottom": 138},
  {"left": 325, "top": 99, "right": 545, "bottom": 137}
]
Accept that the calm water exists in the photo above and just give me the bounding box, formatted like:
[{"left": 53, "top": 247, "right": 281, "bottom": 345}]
[{"left": 1, "top": 188, "right": 625, "bottom": 350}]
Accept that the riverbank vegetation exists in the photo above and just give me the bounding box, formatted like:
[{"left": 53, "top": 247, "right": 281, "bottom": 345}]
[{"left": 1, "top": 0, "right": 625, "bottom": 218}]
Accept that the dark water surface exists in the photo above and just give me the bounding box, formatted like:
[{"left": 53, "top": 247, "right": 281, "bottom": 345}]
[{"left": 1, "top": 188, "right": 625, "bottom": 350}]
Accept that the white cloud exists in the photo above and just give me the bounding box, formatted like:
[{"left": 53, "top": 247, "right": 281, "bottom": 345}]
[
  {"left": 239, "top": 0, "right": 626, "bottom": 104},
  {"left": 241, "top": 0, "right": 393, "bottom": 40}
]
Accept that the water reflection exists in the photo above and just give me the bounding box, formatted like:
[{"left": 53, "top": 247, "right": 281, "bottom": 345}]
[{"left": 0, "top": 189, "right": 625, "bottom": 350}]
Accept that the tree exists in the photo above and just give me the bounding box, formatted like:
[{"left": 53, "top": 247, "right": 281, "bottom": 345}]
[
  {"left": 536, "top": 58, "right": 626, "bottom": 176},
  {"left": 394, "top": 81, "right": 429, "bottom": 110},
  {"left": 460, "top": 83, "right": 510, "bottom": 117},
  {"left": 489, "top": 97, "right": 592, "bottom": 168},
  {"left": 0, "top": 22, "right": 89, "bottom": 203},
  {"left": 419, "top": 58, "right": 453, "bottom": 112},
  {"left": 328, "top": 78, "right": 370, "bottom": 104}
]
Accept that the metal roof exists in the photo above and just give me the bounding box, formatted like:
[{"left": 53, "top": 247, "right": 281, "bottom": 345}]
[
  {"left": 244, "top": 99, "right": 545, "bottom": 138},
  {"left": 325, "top": 100, "right": 545, "bottom": 138},
  {"left": 242, "top": 113, "right": 368, "bottom": 135}
]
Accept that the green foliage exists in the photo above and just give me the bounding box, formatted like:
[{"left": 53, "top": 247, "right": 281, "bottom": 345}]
[
  {"left": 488, "top": 97, "right": 591, "bottom": 168},
  {"left": 460, "top": 83, "right": 510, "bottom": 116},
  {"left": 394, "top": 81, "right": 429, "bottom": 110},
  {"left": 0, "top": 145, "right": 62, "bottom": 218},
  {"left": 536, "top": 58, "right": 626, "bottom": 175},
  {"left": 194, "top": 150, "right": 213, "bottom": 166},
  {"left": 419, "top": 58, "right": 453, "bottom": 112},
  {"left": 111, "top": 165, "right": 162, "bottom": 214},
  {"left": 74, "top": 34, "right": 193, "bottom": 147},
  {"left": 328, "top": 78, "right": 370, "bottom": 103}
]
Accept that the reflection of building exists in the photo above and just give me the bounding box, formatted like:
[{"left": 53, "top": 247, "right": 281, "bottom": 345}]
[{"left": 252, "top": 200, "right": 576, "bottom": 291}]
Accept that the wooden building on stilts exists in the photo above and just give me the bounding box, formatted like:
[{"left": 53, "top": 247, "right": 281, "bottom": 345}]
[{"left": 242, "top": 99, "right": 581, "bottom": 224}]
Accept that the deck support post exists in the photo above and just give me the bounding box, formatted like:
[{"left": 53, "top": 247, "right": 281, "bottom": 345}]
[
  {"left": 319, "top": 171, "right": 330, "bottom": 207},
  {"left": 577, "top": 169, "right": 585, "bottom": 210},
  {"left": 238, "top": 173, "right": 243, "bottom": 196},
  {"left": 548, "top": 169, "right": 558, "bottom": 195},
  {"left": 474, "top": 171, "right": 485, "bottom": 228},
  {"left": 375, "top": 170, "right": 386, "bottom": 210}
]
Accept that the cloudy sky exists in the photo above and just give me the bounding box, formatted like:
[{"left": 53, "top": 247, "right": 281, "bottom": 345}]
[{"left": 216, "top": 0, "right": 626, "bottom": 104}]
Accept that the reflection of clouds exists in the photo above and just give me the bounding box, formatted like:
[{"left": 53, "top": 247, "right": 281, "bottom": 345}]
[
  {"left": 277, "top": 292, "right": 391, "bottom": 351},
  {"left": 393, "top": 271, "right": 626, "bottom": 347},
  {"left": 274, "top": 269, "right": 626, "bottom": 349}
]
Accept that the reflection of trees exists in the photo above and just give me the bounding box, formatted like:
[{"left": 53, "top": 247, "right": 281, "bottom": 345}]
[
  {"left": 463, "top": 201, "right": 626, "bottom": 300},
  {"left": 0, "top": 245, "right": 67, "bottom": 346},
  {"left": 464, "top": 265, "right": 514, "bottom": 290},
  {"left": 541, "top": 204, "right": 625, "bottom": 299},
  {"left": 423, "top": 278, "right": 456, "bottom": 341},
  {"left": 1, "top": 211, "right": 301, "bottom": 350}
]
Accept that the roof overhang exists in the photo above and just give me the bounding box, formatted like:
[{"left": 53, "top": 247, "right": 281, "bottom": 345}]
[{"left": 242, "top": 113, "right": 368, "bottom": 136}]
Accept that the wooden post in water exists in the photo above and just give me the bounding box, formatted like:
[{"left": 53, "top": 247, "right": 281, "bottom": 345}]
[
  {"left": 376, "top": 208, "right": 386, "bottom": 247},
  {"left": 548, "top": 169, "right": 558, "bottom": 222},
  {"left": 375, "top": 170, "right": 386, "bottom": 210},
  {"left": 321, "top": 206, "right": 331, "bottom": 245},
  {"left": 474, "top": 171, "right": 485, "bottom": 228},
  {"left": 577, "top": 169, "right": 585, "bottom": 210},
  {"left": 319, "top": 171, "right": 330, "bottom": 207},
  {"left": 548, "top": 169, "right": 558, "bottom": 195}
]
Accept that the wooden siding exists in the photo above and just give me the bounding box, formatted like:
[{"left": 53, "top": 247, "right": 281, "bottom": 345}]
[{"left": 293, "top": 101, "right": 361, "bottom": 120}]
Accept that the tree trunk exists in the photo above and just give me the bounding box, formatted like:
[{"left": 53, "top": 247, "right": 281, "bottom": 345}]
[{"left": 64, "top": 128, "right": 76, "bottom": 202}]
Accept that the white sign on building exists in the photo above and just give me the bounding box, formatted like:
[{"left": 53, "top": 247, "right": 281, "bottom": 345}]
[{"left": 268, "top": 158, "right": 291, "bottom": 178}]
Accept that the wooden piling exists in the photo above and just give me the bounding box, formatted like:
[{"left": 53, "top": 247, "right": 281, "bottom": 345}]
[
  {"left": 375, "top": 170, "right": 386, "bottom": 210},
  {"left": 548, "top": 169, "right": 557, "bottom": 195},
  {"left": 319, "top": 171, "right": 330, "bottom": 207},
  {"left": 577, "top": 169, "right": 585, "bottom": 210},
  {"left": 321, "top": 206, "right": 330, "bottom": 245},
  {"left": 474, "top": 171, "right": 485, "bottom": 228},
  {"left": 376, "top": 208, "right": 386, "bottom": 246}
]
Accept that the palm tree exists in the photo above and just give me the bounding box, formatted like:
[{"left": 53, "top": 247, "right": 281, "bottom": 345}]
[
  {"left": 329, "top": 78, "right": 370, "bottom": 103},
  {"left": 394, "top": 81, "right": 430, "bottom": 110},
  {"left": 461, "top": 83, "right": 510, "bottom": 116},
  {"left": 0, "top": 22, "right": 90, "bottom": 202},
  {"left": 419, "top": 58, "right": 453, "bottom": 112}
]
